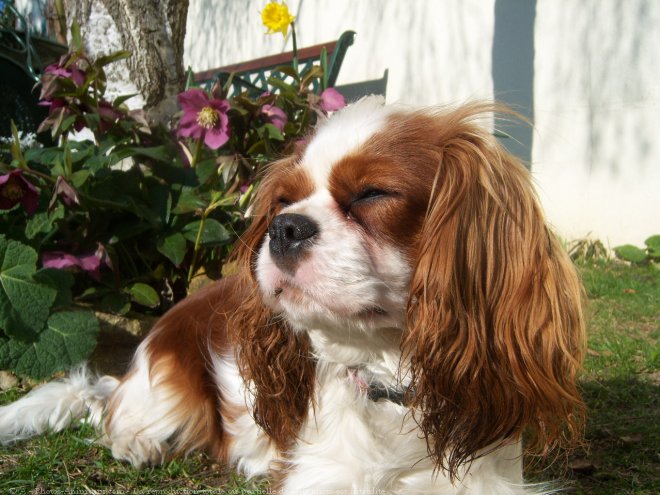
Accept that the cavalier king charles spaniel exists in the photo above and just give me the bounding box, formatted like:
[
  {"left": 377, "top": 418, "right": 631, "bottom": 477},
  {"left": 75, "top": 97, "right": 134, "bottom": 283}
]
[{"left": 0, "top": 97, "right": 585, "bottom": 494}]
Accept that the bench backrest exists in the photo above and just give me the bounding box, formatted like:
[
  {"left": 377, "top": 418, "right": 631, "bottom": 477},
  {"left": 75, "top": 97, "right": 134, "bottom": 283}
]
[{"left": 194, "top": 31, "right": 356, "bottom": 97}]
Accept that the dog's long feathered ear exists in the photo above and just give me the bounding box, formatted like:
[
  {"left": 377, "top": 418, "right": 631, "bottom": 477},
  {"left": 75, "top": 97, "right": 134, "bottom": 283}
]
[
  {"left": 402, "top": 104, "right": 586, "bottom": 478},
  {"left": 227, "top": 158, "right": 315, "bottom": 451}
]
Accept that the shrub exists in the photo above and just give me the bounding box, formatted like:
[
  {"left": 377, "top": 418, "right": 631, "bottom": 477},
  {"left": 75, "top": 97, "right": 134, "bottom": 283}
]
[
  {"left": 0, "top": 15, "right": 345, "bottom": 378},
  {"left": 614, "top": 235, "right": 660, "bottom": 266}
]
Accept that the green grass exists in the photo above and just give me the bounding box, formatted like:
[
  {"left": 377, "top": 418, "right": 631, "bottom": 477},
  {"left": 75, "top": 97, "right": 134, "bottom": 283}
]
[
  {"left": 0, "top": 421, "right": 266, "bottom": 493},
  {"left": 527, "top": 261, "right": 659, "bottom": 494},
  {"left": 1, "top": 261, "right": 658, "bottom": 493}
]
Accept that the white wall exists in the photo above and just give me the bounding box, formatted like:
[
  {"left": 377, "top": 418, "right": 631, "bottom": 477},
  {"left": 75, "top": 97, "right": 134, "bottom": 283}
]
[{"left": 533, "top": 0, "right": 660, "bottom": 247}]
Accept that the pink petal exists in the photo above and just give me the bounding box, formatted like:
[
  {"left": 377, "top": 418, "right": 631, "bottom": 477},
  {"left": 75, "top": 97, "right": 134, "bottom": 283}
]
[
  {"left": 20, "top": 190, "right": 40, "bottom": 215},
  {"left": 77, "top": 254, "right": 101, "bottom": 273},
  {"left": 209, "top": 99, "right": 230, "bottom": 113},
  {"left": 0, "top": 170, "right": 40, "bottom": 215},
  {"left": 204, "top": 127, "right": 229, "bottom": 150},
  {"left": 262, "top": 104, "right": 287, "bottom": 131},
  {"left": 70, "top": 67, "right": 86, "bottom": 87},
  {"left": 177, "top": 88, "right": 208, "bottom": 112},
  {"left": 42, "top": 252, "right": 78, "bottom": 269},
  {"left": 319, "top": 87, "right": 346, "bottom": 112},
  {"left": 177, "top": 113, "right": 204, "bottom": 139},
  {"left": 42, "top": 251, "right": 102, "bottom": 281}
]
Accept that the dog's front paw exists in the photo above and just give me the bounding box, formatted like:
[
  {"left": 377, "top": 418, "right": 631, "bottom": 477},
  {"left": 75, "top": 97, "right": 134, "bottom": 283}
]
[{"left": 106, "top": 434, "right": 170, "bottom": 468}]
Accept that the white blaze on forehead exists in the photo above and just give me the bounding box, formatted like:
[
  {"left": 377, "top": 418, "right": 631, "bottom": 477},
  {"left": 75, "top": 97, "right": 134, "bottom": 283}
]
[{"left": 301, "top": 96, "right": 396, "bottom": 188}]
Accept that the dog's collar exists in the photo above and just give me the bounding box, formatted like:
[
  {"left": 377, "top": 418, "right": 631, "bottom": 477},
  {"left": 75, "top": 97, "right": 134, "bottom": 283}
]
[{"left": 347, "top": 367, "right": 408, "bottom": 405}]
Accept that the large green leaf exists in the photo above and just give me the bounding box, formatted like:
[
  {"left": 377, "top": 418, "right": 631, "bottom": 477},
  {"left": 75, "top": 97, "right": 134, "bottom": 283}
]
[
  {"left": 645, "top": 235, "right": 660, "bottom": 258},
  {"left": 0, "top": 236, "right": 56, "bottom": 340},
  {"left": 24, "top": 206, "right": 65, "bottom": 240},
  {"left": 614, "top": 244, "right": 647, "bottom": 264},
  {"left": 157, "top": 232, "right": 188, "bottom": 267},
  {"left": 126, "top": 283, "right": 160, "bottom": 308},
  {"left": 0, "top": 310, "right": 99, "bottom": 379},
  {"left": 34, "top": 268, "right": 75, "bottom": 309},
  {"left": 172, "top": 187, "right": 208, "bottom": 214},
  {"left": 182, "top": 219, "right": 231, "bottom": 246}
]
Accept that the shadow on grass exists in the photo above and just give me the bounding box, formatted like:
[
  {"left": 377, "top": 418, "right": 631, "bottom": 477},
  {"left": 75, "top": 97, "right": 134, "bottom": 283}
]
[{"left": 528, "top": 375, "right": 659, "bottom": 494}]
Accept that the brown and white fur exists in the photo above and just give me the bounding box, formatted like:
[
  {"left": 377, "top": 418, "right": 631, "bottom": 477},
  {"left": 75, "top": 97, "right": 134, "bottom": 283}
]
[{"left": 0, "top": 97, "right": 586, "bottom": 494}]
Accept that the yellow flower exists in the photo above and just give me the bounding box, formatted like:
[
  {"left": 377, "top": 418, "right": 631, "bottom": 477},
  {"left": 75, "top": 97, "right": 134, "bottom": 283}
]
[{"left": 261, "top": 1, "right": 295, "bottom": 37}]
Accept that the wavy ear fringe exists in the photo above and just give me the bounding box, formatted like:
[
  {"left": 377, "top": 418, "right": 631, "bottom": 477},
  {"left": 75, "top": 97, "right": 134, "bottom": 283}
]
[
  {"left": 227, "top": 157, "right": 315, "bottom": 451},
  {"left": 227, "top": 278, "right": 315, "bottom": 450},
  {"left": 401, "top": 104, "right": 586, "bottom": 479}
]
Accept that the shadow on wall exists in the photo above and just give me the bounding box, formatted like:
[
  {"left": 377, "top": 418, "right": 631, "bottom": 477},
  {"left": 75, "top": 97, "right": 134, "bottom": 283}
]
[
  {"left": 491, "top": 0, "right": 536, "bottom": 168},
  {"left": 536, "top": 0, "right": 658, "bottom": 177},
  {"left": 185, "top": 0, "right": 285, "bottom": 70}
]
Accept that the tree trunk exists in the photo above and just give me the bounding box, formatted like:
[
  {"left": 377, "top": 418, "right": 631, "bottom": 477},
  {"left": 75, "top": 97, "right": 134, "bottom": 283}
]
[{"left": 62, "top": 0, "right": 189, "bottom": 127}]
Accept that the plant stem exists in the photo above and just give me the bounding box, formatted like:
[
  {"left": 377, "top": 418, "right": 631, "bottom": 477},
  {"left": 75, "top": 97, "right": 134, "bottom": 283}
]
[
  {"left": 191, "top": 138, "right": 203, "bottom": 167},
  {"left": 187, "top": 212, "right": 207, "bottom": 283},
  {"left": 291, "top": 22, "right": 299, "bottom": 73}
]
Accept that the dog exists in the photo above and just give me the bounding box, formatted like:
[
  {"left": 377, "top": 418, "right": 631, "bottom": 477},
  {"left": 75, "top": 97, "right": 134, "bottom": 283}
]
[{"left": 0, "top": 97, "right": 585, "bottom": 494}]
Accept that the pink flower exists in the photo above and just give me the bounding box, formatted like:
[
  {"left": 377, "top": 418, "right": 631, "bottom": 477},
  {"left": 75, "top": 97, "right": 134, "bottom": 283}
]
[
  {"left": 319, "top": 88, "right": 346, "bottom": 112},
  {"left": 40, "top": 55, "right": 87, "bottom": 101},
  {"left": 96, "top": 100, "right": 123, "bottom": 134},
  {"left": 38, "top": 98, "right": 85, "bottom": 133},
  {"left": 50, "top": 176, "right": 80, "bottom": 209},
  {"left": 44, "top": 59, "right": 86, "bottom": 87},
  {"left": 177, "top": 89, "right": 230, "bottom": 150},
  {"left": 262, "top": 104, "right": 288, "bottom": 131},
  {"left": 0, "top": 170, "right": 39, "bottom": 215},
  {"left": 42, "top": 250, "right": 103, "bottom": 281}
]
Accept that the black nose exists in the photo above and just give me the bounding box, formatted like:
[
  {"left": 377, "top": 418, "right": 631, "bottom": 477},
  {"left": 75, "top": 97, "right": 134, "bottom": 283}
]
[{"left": 268, "top": 213, "right": 319, "bottom": 272}]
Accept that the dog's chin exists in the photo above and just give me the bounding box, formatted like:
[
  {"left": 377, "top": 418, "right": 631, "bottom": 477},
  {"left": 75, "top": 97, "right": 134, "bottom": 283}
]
[{"left": 261, "top": 280, "right": 404, "bottom": 333}]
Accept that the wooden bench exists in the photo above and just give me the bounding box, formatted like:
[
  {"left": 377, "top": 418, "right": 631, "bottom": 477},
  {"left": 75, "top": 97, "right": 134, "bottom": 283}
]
[{"left": 194, "top": 30, "right": 356, "bottom": 97}]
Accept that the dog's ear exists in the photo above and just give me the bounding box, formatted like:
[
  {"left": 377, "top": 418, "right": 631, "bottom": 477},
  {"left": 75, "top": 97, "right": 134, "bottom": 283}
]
[
  {"left": 402, "top": 104, "right": 586, "bottom": 478},
  {"left": 228, "top": 156, "right": 315, "bottom": 451}
]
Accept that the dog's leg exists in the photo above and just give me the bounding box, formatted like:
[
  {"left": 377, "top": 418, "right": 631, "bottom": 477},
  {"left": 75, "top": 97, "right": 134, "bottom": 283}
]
[
  {"left": 0, "top": 365, "right": 118, "bottom": 444},
  {"left": 103, "top": 328, "right": 226, "bottom": 467}
]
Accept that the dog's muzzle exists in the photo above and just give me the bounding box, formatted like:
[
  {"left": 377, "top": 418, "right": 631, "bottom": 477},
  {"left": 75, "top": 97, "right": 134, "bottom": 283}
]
[{"left": 268, "top": 213, "right": 319, "bottom": 273}]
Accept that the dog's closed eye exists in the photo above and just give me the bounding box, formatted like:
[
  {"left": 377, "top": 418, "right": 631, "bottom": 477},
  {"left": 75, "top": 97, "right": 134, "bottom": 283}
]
[{"left": 353, "top": 187, "right": 390, "bottom": 203}]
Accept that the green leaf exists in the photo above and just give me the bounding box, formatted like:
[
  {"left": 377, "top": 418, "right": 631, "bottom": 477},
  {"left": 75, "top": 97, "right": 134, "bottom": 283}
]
[
  {"left": 273, "top": 65, "right": 301, "bottom": 80},
  {"left": 173, "top": 187, "right": 208, "bottom": 214},
  {"left": 267, "top": 77, "right": 297, "bottom": 96},
  {"left": 113, "top": 93, "right": 139, "bottom": 107},
  {"left": 0, "top": 236, "right": 56, "bottom": 340},
  {"left": 122, "top": 145, "right": 172, "bottom": 163},
  {"left": 61, "top": 115, "right": 80, "bottom": 132},
  {"left": 0, "top": 310, "right": 99, "bottom": 379},
  {"left": 300, "top": 65, "right": 324, "bottom": 89},
  {"left": 614, "top": 244, "right": 647, "bottom": 264},
  {"left": 157, "top": 233, "right": 188, "bottom": 267},
  {"left": 182, "top": 218, "right": 231, "bottom": 246},
  {"left": 100, "top": 293, "right": 131, "bottom": 315},
  {"left": 195, "top": 158, "right": 218, "bottom": 185},
  {"left": 126, "top": 283, "right": 160, "bottom": 308},
  {"left": 33, "top": 268, "right": 74, "bottom": 309},
  {"left": 644, "top": 235, "right": 660, "bottom": 258},
  {"left": 25, "top": 146, "right": 63, "bottom": 164},
  {"left": 95, "top": 50, "right": 132, "bottom": 68},
  {"left": 320, "top": 47, "right": 329, "bottom": 90},
  {"left": 146, "top": 180, "right": 172, "bottom": 225},
  {"left": 71, "top": 169, "right": 91, "bottom": 187},
  {"left": 217, "top": 155, "right": 239, "bottom": 185},
  {"left": 261, "top": 123, "right": 284, "bottom": 141},
  {"left": 24, "top": 206, "right": 65, "bottom": 240},
  {"left": 70, "top": 21, "right": 82, "bottom": 51}
]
